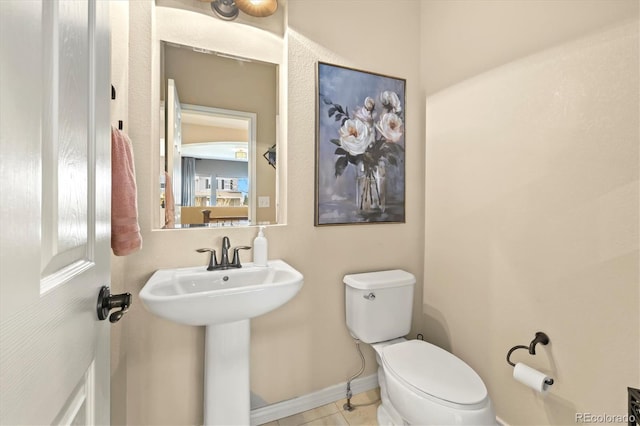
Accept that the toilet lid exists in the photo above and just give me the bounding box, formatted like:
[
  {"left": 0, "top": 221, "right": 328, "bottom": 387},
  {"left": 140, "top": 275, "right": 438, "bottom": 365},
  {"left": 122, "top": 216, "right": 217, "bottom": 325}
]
[{"left": 382, "top": 340, "right": 488, "bottom": 406}]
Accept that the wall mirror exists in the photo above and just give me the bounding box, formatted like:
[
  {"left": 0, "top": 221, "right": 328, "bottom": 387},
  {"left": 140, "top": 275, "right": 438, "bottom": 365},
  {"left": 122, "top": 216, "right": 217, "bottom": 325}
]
[{"left": 158, "top": 41, "right": 279, "bottom": 229}]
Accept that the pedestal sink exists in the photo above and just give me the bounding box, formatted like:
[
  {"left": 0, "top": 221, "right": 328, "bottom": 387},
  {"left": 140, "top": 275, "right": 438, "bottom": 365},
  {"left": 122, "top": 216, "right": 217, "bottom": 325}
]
[{"left": 139, "top": 259, "right": 304, "bottom": 425}]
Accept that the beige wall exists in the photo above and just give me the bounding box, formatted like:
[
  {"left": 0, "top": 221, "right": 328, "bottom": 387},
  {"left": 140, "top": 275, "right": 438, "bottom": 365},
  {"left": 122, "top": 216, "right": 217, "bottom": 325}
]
[
  {"left": 421, "top": 0, "right": 640, "bottom": 96},
  {"left": 111, "top": 1, "right": 638, "bottom": 425},
  {"left": 112, "top": 1, "right": 424, "bottom": 424},
  {"left": 421, "top": 2, "right": 639, "bottom": 425}
]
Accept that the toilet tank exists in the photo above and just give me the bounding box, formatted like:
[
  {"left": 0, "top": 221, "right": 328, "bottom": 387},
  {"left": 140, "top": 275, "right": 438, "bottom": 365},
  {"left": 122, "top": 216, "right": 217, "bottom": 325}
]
[{"left": 344, "top": 270, "right": 415, "bottom": 344}]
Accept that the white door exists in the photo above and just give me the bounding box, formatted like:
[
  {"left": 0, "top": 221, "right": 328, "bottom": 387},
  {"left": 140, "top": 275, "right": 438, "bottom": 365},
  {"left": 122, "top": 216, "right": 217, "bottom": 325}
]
[{"left": 0, "top": 0, "right": 111, "bottom": 424}]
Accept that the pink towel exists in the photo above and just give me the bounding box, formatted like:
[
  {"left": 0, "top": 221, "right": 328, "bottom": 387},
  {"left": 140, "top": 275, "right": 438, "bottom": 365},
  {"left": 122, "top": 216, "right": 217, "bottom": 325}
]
[{"left": 111, "top": 127, "right": 142, "bottom": 255}]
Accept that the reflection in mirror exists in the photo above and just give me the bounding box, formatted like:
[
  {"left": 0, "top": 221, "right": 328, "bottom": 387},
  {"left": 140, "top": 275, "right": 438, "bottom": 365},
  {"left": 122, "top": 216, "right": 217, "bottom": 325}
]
[
  {"left": 167, "top": 102, "right": 255, "bottom": 226},
  {"left": 159, "top": 41, "right": 278, "bottom": 229}
]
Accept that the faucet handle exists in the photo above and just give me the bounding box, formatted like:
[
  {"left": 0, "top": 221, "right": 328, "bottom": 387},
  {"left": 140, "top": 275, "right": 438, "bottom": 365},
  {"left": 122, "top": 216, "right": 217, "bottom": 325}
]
[
  {"left": 231, "top": 246, "right": 251, "bottom": 267},
  {"left": 196, "top": 248, "right": 218, "bottom": 270}
]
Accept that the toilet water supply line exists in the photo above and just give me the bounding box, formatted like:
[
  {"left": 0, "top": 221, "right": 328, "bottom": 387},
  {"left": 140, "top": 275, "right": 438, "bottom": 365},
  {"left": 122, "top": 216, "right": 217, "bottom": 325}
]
[
  {"left": 344, "top": 335, "right": 426, "bottom": 411},
  {"left": 343, "top": 339, "right": 366, "bottom": 412}
]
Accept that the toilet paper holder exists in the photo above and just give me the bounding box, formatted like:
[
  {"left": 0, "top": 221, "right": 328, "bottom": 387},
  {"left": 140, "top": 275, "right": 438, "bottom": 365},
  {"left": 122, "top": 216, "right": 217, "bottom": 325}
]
[{"left": 506, "top": 332, "right": 554, "bottom": 386}]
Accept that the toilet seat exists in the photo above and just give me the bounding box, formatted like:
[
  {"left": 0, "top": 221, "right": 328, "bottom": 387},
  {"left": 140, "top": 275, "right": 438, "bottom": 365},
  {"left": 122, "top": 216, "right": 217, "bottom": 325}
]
[{"left": 381, "top": 340, "right": 489, "bottom": 409}]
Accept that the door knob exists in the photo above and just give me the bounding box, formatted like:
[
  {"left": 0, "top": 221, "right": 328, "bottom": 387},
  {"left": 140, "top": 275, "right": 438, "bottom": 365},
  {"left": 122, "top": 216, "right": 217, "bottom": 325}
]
[{"left": 97, "top": 286, "right": 131, "bottom": 323}]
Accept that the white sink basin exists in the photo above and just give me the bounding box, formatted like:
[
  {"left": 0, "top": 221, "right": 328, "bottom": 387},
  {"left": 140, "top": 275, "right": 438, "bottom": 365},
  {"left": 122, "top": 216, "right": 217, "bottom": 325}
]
[{"left": 140, "top": 259, "right": 304, "bottom": 326}]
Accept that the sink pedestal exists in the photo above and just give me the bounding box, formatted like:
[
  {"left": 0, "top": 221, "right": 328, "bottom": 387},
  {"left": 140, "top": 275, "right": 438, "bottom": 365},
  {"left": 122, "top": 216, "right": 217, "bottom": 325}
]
[
  {"left": 139, "top": 260, "right": 304, "bottom": 425},
  {"left": 205, "top": 320, "right": 250, "bottom": 425}
]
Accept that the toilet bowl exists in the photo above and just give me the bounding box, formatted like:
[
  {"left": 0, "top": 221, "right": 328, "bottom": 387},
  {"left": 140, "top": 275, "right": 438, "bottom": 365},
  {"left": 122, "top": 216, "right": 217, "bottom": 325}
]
[
  {"left": 376, "top": 339, "right": 495, "bottom": 425},
  {"left": 344, "top": 270, "right": 496, "bottom": 425}
]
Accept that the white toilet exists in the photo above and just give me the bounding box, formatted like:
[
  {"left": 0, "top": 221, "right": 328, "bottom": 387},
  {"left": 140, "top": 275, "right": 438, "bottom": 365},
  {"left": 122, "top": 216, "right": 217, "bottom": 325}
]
[{"left": 344, "top": 270, "right": 496, "bottom": 426}]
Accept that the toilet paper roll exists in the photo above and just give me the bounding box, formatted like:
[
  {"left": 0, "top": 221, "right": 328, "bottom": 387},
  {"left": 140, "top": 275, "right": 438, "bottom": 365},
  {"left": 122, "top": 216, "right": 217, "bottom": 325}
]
[{"left": 513, "top": 362, "right": 553, "bottom": 394}]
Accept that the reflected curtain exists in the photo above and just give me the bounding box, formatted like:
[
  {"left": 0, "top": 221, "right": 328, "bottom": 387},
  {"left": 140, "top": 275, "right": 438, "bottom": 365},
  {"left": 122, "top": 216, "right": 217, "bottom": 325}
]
[{"left": 181, "top": 157, "right": 196, "bottom": 206}]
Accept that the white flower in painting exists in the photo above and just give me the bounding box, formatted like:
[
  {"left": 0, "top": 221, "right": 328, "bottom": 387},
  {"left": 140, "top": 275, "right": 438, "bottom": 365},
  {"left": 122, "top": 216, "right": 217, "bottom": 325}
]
[
  {"left": 375, "top": 113, "right": 403, "bottom": 143},
  {"left": 364, "top": 96, "right": 375, "bottom": 111},
  {"left": 354, "top": 106, "right": 373, "bottom": 125},
  {"left": 380, "top": 91, "right": 402, "bottom": 113},
  {"left": 339, "top": 119, "right": 372, "bottom": 155},
  {"left": 354, "top": 97, "right": 376, "bottom": 125}
]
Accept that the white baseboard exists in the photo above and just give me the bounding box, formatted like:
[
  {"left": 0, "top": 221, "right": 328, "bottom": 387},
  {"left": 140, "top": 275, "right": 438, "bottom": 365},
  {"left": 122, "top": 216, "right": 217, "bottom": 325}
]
[{"left": 250, "top": 374, "right": 379, "bottom": 425}]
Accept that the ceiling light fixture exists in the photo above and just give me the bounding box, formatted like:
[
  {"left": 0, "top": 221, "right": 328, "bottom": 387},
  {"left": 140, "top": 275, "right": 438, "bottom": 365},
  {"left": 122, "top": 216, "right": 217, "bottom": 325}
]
[{"left": 205, "top": 0, "right": 278, "bottom": 21}]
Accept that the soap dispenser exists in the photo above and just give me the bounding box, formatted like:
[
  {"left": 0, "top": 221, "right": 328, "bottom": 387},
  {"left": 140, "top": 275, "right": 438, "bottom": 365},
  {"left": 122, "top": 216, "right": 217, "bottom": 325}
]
[{"left": 253, "top": 226, "right": 268, "bottom": 266}]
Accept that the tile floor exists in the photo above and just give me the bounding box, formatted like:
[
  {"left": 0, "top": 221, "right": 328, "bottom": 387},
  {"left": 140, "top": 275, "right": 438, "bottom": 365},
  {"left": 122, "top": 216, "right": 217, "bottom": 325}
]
[{"left": 260, "top": 388, "right": 380, "bottom": 426}]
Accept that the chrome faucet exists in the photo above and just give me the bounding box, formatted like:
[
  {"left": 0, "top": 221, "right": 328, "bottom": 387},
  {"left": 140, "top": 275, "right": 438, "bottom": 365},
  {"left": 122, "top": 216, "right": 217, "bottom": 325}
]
[{"left": 197, "top": 236, "right": 251, "bottom": 270}]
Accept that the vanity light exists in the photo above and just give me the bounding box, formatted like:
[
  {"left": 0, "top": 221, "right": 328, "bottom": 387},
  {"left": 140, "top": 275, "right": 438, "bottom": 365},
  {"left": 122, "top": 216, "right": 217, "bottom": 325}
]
[
  {"left": 205, "top": 0, "right": 278, "bottom": 21},
  {"left": 234, "top": 0, "right": 278, "bottom": 17},
  {"left": 234, "top": 149, "right": 248, "bottom": 160}
]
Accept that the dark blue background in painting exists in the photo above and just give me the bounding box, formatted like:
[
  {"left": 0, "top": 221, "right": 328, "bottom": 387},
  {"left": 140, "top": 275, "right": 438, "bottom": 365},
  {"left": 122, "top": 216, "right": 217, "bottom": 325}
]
[{"left": 317, "top": 63, "right": 406, "bottom": 225}]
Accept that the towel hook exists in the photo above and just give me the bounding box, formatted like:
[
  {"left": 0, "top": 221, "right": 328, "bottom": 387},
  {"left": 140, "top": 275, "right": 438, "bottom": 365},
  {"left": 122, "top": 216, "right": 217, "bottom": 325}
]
[{"left": 111, "top": 84, "right": 124, "bottom": 130}]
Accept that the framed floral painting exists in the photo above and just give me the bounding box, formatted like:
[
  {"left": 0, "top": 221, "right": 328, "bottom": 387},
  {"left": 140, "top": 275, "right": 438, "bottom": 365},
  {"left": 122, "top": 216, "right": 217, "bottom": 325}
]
[{"left": 315, "top": 62, "right": 406, "bottom": 226}]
